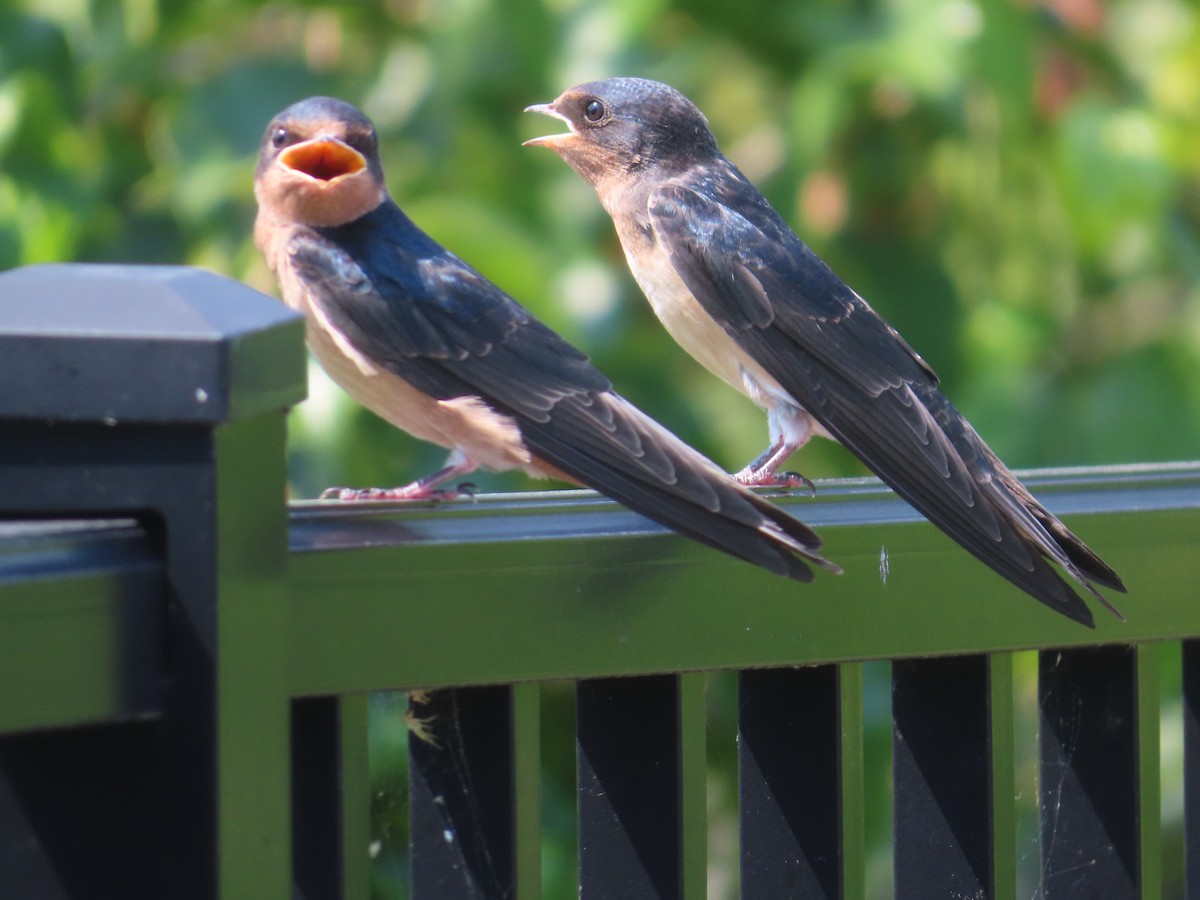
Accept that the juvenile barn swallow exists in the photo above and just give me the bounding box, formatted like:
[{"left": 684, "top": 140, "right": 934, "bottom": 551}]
[
  {"left": 254, "top": 96, "right": 838, "bottom": 582},
  {"left": 525, "top": 77, "right": 1125, "bottom": 626}
]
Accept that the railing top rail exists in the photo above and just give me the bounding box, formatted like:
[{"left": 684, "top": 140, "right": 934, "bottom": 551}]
[
  {"left": 285, "top": 462, "right": 1200, "bottom": 695},
  {"left": 5, "top": 462, "right": 1197, "bottom": 705}
]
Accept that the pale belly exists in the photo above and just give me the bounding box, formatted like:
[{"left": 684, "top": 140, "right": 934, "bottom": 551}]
[
  {"left": 621, "top": 240, "right": 792, "bottom": 412},
  {"left": 280, "top": 267, "right": 538, "bottom": 476},
  {"left": 615, "top": 227, "right": 834, "bottom": 451}
]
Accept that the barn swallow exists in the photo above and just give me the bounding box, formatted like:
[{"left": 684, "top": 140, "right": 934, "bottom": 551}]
[
  {"left": 254, "top": 96, "right": 838, "bottom": 582},
  {"left": 525, "top": 77, "right": 1125, "bottom": 626}
]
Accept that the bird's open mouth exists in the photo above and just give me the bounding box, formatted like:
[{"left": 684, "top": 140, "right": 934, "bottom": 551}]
[
  {"left": 522, "top": 103, "right": 575, "bottom": 148},
  {"left": 280, "top": 138, "right": 366, "bottom": 182}
]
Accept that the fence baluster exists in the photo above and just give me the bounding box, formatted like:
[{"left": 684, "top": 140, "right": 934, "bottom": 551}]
[
  {"left": 409, "top": 684, "right": 539, "bottom": 898},
  {"left": 577, "top": 673, "right": 706, "bottom": 899},
  {"left": 739, "top": 664, "right": 863, "bottom": 899},
  {"left": 292, "top": 695, "right": 370, "bottom": 900},
  {"left": 1185, "top": 640, "right": 1200, "bottom": 899},
  {"left": 892, "top": 654, "right": 1015, "bottom": 898},
  {"left": 1039, "top": 644, "right": 1160, "bottom": 898}
]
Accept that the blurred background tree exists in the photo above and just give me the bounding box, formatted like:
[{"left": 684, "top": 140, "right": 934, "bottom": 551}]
[{"left": 3, "top": 0, "right": 1197, "bottom": 896}]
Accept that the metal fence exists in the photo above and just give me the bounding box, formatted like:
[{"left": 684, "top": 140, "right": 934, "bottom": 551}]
[{"left": 1, "top": 264, "right": 1198, "bottom": 899}]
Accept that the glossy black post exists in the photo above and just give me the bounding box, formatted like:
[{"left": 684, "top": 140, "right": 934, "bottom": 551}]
[
  {"left": 1184, "top": 640, "right": 1200, "bottom": 899},
  {"left": 892, "top": 655, "right": 994, "bottom": 898},
  {"left": 293, "top": 696, "right": 370, "bottom": 900},
  {"left": 739, "top": 665, "right": 844, "bottom": 898},
  {"left": 577, "top": 675, "right": 692, "bottom": 899},
  {"left": 0, "top": 264, "right": 304, "bottom": 899},
  {"left": 1039, "top": 646, "right": 1141, "bottom": 899},
  {"left": 409, "top": 686, "right": 521, "bottom": 899}
]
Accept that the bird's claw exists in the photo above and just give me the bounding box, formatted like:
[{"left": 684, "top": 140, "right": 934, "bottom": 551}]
[
  {"left": 776, "top": 471, "right": 817, "bottom": 497},
  {"left": 735, "top": 468, "right": 817, "bottom": 497}
]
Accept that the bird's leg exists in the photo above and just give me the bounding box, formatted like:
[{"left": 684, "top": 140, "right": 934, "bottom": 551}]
[
  {"left": 320, "top": 448, "right": 478, "bottom": 501},
  {"left": 733, "top": 440, "right": 815, "bottom": 494},
  {"left": 733, "top": 401, "right": 817, "bottom": 494}
]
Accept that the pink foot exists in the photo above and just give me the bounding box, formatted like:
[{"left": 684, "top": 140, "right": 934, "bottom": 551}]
[
  {"left": 320, "top": 450, "right": 478, "bottom": 502},
  {"left": 733, "top": 467, "right": 816, "bottom": 497}
]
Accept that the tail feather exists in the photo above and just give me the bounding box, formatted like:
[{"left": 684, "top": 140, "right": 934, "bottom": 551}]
[{"left": 523, "top": 417, "right": 836, "bottom": 583}]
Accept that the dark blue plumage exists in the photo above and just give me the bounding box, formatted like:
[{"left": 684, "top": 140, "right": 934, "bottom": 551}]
[
  {"left": 255, "top": 96, "right": 836, "bottom": 582},
  {"left": 528, "top": 76, "right": 1125, "bottom": 626}
]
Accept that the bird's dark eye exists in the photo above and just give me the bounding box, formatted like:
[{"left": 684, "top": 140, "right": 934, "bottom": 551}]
[
  {"left": 583, "top": 99, "right": 605, "bottom": 123},
  {"left": 271, "top": 127, "right": 291, "bottom": 149}
]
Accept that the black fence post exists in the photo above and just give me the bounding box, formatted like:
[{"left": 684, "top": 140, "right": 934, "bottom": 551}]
[
  {"left": 0, "top": 264, "right": 305, "bottom": 899},
  {"left": 1039, "top": 644, "right": 1160, "bottom": 899},
  {"left": 293, "top": 694, "right": 371, "bottom": 900},
  {"left": 892, "top": 654, "right": 1016, "bottom": 899},
  {"left": 1186, "top": 640, "right": 1200, "bottom": 900},
  {"left": 739, "top": 664, "right": 857, "bottom": 899},
  {"left": 576, "top": 674, "right": 706, "bottom": 900},
  {"left": 409, "top": 684, "right": 541, "bottom": 899}
]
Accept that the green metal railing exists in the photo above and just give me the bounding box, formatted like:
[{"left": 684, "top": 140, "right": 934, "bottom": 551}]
[
  {"left": 287, "top": 462, "right": 1200, "bottom": 688},
  {"left": 1, "top": 264, "right": 1198, "bottom": 899}
]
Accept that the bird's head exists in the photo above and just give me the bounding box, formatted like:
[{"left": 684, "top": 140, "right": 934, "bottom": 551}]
[
  {"left": 254, "top": 96, "right": 386, "bottom": 228},
  {"left": 524, "top": 77, "right": 719, "bottom": 189}
]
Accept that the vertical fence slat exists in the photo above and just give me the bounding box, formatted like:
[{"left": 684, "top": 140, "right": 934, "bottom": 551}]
[
  {"left": 339, "top": 694, "right": 372, "bottom": 900},
  {"left": 292, "top": 697, "right": 341, "bottom": 900},
  {"left": 739, "top": 664, "right": 847, "bottom": 898},
  {"left": 839, "top": 663, "right": 867, "bottom": 900},
  {"left": 1136, "top": 645, "right": 1162, "bottom": 900},
  {"left": 409, "top": 685, "right": 526, "bottom": 899},
  {"left": 1186, "top": 640, "right": 1200, "bottom": 900},
  {"left": 1039, "top": 644, "right": 1158, "bottom": 899},
  {"left": 214, "top": 415, "right": 295, "bottom": 900},
  {"left": 988, "top": 653, "right": 1018, "bottom": 899},
  {"left": 679, "top": 673, "right": 708, "bottom": 899},
  {"left": 892, "top": 654, "right": 998, "bottom": 898},
  {"left": 512, "top": 683, "right": 542, "bottom": 900},
  {"left": 291, "top": 694, "right": 370, "bottom": 900},
  {"left": 578, "top": 674, "right": 699, "bottom": 899}
]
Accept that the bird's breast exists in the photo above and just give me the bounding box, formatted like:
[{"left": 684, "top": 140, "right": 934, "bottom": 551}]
[
  {"left": 615, "top": 223, "right": 793, "bottom": 413},
  {"left": 274, "top": 257, "right": 538, "bottom": 477}
]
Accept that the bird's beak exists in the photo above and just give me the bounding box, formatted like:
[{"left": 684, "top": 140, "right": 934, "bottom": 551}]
[
  {"left": 522, "top": 102, "right": 575, "bottom": 149},
  {"left": 279, "top": 137, "right": 366, "bottom": 182}
]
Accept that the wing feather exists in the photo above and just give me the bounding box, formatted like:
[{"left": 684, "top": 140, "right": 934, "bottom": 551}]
[
  {"left": 648, "top": 177, "right": 1121, "bottom": 624},
  {"left": 287, "top": 201, "right": 832, "bottom": 579}
]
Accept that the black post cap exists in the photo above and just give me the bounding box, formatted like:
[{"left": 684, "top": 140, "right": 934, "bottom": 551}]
[{"left": 0, "top": 263, "right": 306, "bottom": 424}]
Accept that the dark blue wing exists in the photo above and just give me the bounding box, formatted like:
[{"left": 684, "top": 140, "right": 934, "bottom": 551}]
[
  {"left": 286, "top": 200, "right": 830, "bottom": 580},
  {"left": 648, "top": 174, "right": 1122, "bottom": 623}
]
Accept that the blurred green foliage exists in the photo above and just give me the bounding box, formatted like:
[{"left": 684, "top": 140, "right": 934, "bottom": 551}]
[
  {"left": 4, "top": 0, "right": 1197, "bottom": 493},
  {"left": 4, "top": 0, "right": 1198, "bottom": 896}
]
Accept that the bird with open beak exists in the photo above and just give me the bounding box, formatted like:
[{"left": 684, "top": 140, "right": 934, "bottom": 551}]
[
  {"left": 525, "top": 77, "right": 1125, "bottom": 626},
  {"left": 253, "top": 95, "right": 837, "bottom": 583}
]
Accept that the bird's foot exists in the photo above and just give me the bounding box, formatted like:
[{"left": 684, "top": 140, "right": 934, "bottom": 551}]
[
  {"left": 320, "top": 450, "right": 481, "bottom": 503},
  {"left": 319, "top": 481, "right": 477, "bottom": 502},
  {"left": 734, "top": 467, "right": 817, "bottom": 497}
]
